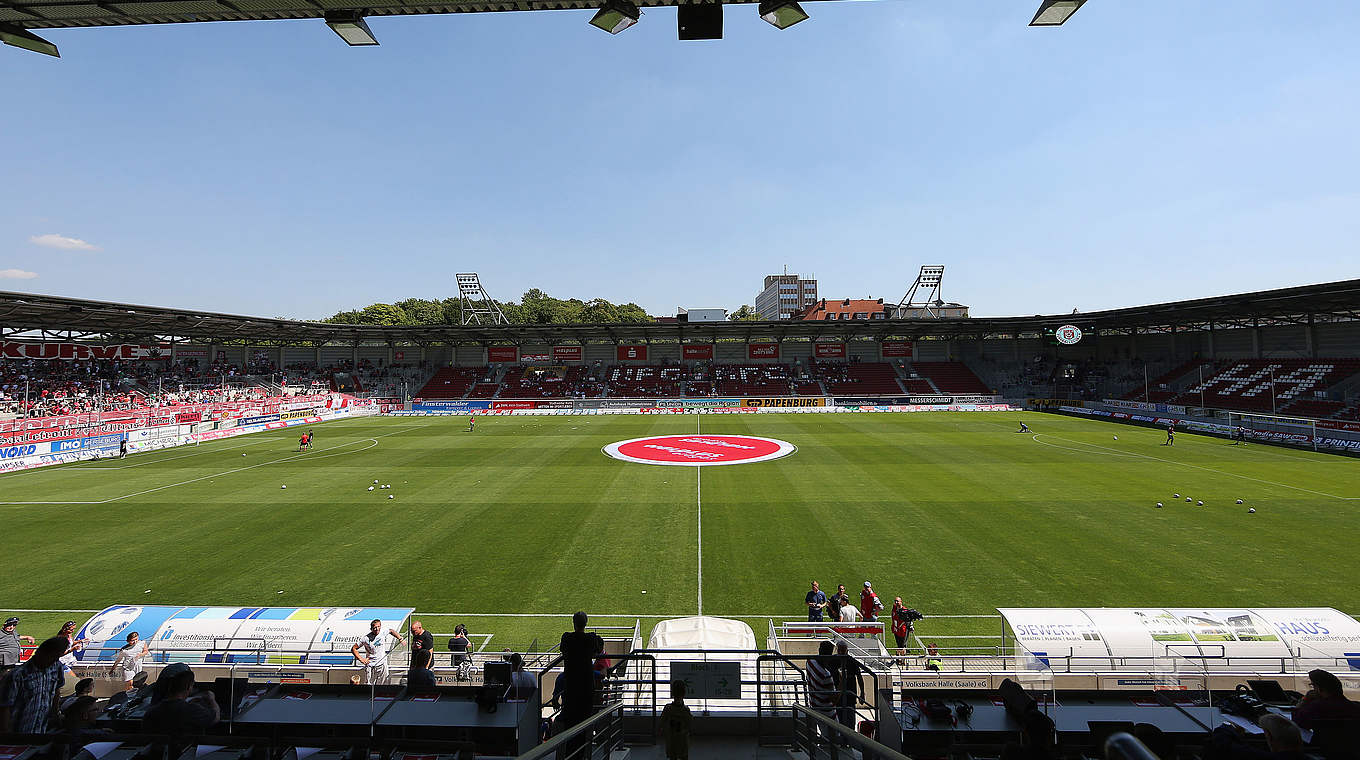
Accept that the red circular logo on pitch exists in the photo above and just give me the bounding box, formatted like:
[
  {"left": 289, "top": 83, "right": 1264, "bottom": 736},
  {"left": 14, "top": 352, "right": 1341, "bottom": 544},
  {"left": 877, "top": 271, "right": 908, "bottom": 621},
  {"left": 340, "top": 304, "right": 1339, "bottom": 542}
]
[{"left": 603, "top": 435, "right": 796, "bottom": 466}]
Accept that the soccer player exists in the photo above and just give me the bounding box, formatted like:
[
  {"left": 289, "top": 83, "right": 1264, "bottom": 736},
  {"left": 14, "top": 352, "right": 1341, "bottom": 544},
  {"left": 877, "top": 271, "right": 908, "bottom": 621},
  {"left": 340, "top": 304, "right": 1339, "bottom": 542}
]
[
  {"left": 298, "top": 433, "right": 308, "bottom": 452},
  {"left": 1016, "top": 422, "right": 1030, "bottom": 433},
  {"left": 306, "top": 430, "right": 315, "bottom": 450},
  {"left": 1164, "top": 423, "right": 1175, "bottom": 446},
  {"left": 1233, "top": 426, "right": 1247, "bottom": 445},
  {"left": 119, "top": 437, "right": 128, "bottom": 459},
  {"left": 468, "top": 415, "right": 476, "bottom": 432}
]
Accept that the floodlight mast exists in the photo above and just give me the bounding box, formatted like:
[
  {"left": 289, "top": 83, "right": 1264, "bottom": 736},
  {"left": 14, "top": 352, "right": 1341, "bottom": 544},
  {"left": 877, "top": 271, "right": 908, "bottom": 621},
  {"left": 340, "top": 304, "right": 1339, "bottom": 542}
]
[
  {"left": 455, "top": 273, "right": 509, "bottom": 325},
  {"left": 895, "top": 265, "right": 947, "bottom": 319}
]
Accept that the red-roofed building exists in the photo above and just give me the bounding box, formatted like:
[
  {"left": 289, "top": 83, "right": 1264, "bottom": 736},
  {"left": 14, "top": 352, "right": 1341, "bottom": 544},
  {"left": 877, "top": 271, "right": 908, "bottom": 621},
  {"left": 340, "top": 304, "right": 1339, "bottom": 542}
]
[{"left": 795, "top": 298, "right": 892, "bottom": 321}]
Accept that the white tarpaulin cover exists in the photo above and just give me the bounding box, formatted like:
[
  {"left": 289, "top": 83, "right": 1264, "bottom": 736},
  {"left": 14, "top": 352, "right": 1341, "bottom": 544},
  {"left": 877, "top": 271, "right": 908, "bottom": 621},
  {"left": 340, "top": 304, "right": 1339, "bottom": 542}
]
[{"left": 998, "top": 607, "right": 1360, "bottom": 672}]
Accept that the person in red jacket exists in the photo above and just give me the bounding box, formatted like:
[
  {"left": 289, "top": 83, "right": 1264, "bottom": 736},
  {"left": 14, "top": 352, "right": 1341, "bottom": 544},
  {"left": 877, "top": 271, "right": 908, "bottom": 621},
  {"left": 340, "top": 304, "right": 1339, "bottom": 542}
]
[
  {"left": 859, "top": 582, "right": 883, "bottom": 624},
  {"left": 890, "top": 597, "right": 910, "bottom": 659}
]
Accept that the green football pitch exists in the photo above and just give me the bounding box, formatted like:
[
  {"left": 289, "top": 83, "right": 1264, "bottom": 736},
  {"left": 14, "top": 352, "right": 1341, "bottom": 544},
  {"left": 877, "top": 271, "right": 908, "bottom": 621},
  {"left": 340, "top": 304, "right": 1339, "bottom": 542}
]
[{"left": 3, "top": 411, "right": 1357, "bottom": 650}]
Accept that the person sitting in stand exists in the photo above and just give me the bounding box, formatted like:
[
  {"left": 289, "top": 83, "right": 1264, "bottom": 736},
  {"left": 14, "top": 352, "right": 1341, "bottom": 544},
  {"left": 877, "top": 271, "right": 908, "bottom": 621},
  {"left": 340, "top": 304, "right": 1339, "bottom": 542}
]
[{"left": 1292, "top": 668, "right": 1360, "bottom": 729}]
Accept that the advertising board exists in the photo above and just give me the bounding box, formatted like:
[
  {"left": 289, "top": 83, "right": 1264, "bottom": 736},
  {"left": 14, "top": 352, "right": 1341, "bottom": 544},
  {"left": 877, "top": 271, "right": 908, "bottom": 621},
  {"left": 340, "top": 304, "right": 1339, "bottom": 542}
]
[
  {"left": 1102, "top": 399, "right": 1189, "bottom": 415},
  {"left": 279, "top": 410, "right": 315, "bottom": 421},
  {"left": 617, "top": 345, "right": 648, "bottom": 361},
  {"left": 553, "top": 345, "right": 583, "bottom": 362},
  {"left": 682, "top": 344, "right": 714, "bottom": 360},
  {"left": 487, "top": 346, "right": 518, "bottom": 362},
  {"left": 743, "top": 397, "right": 825, "bottom": 407},
  {"left": 881, "top": 341, "right": 913, "bottom": 358},
  {"left": 411, "top": 400, "right": 492, "bottom": 412},
  {"left": 813, "top": 343, "right": 846, "bottom": 359},
  {"left": 491, "top": 400, "right": 538, "bottom": 410},
  {"left": 520, "top": 351, "right": 551, "bottom": 362},
  {"left": 747, "top": 342, "right": 779, "bottom": 360}
]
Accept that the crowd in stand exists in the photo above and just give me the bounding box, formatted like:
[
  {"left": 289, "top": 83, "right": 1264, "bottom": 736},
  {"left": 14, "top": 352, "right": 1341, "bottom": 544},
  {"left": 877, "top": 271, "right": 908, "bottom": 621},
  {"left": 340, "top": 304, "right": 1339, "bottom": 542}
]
[{"left": 0, "top": 358, "right": 278, "bottom": 418}]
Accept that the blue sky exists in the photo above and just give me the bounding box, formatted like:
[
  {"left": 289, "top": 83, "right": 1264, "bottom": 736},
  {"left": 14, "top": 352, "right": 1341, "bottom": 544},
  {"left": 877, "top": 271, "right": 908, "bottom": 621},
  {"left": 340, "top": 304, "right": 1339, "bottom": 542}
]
[{"left": 2, "top": 0, "right": 1358, "bottom": 320}]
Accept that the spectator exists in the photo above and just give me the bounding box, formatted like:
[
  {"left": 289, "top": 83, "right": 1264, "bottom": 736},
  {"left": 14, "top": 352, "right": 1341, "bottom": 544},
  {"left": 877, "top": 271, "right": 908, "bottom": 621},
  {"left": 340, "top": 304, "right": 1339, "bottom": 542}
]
[
  {"left": 924, "top": 643, "right": 942, "bottom": 672},
  {"left": 839, "top": 601, "right": 861, "bottom": 625},
  {"left": 142, "top": 664, "right": 219, "bottom": 735},
  {"left": 834, "top": 640, "right": 862, "bottom": 735},
  {"left": 559, "top": 611, "right": 605, "bottom": 728},
  {"left": 55, "top": 621, "right": 83, "bottom": 687},
  {"left": 859, "top": 582, "right": 883, "bottom": 623},
  {"left": 351, "top": 619, "right": 403, "bottom": 685},
  {"left": 408, "top": 620, "right": 434, "bottom": 668},
  {"left": 60, "top": 678, "right": 95, "bottom": 712},
  {"left": 109, "top": 631, "right": 149, "bottom": 692},
  {"left": 661, "top": 679, "right": 692, "bottom": 760},
  {"left": 805, "top": 641, "right": 838, "bottom": 740},
  {"left": 1207, "top": 714, "right": 1308, "bottom": 760},
  {"left": 0, "top": 617, "right": 35, "bottom": 671},
  {"left": 508, "top": 653, "right": 537, "bottom": 701},
  {"left": 60, "top": 695, "right": 110, "bottom": 747},
  {"left": 1292, "top": 668, "right": 1360, "bottom": 729},
  {"left": 805, "top": 581, "right": 827, "bottom": 623},
  {"left": 406, "top": 649, "right": 436, "bottom": 688},
  {"left": 0, "top": 636, "right": 67, "bottom": 734},
  {"left": 827, "top": 585, "right": 848, "bottom": 622},
  {"left": 1000, "top": 710, "right": 1057, "bottom": 760}
]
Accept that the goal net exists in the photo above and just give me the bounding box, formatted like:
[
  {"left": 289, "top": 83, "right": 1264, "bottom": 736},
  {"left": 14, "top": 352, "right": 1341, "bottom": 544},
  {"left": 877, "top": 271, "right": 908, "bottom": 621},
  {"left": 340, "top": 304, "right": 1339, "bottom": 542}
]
[{"left": 1227, "top": 412, "right": 1318, "bottom": 451}]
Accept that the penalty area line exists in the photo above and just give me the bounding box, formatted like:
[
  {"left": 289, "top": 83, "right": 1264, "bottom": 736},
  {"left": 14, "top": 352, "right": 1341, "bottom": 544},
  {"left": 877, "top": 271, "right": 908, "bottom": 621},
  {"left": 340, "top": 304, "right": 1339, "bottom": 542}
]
[{"left": 1032, "top": 433, "right": 1360, "bottom": 501}]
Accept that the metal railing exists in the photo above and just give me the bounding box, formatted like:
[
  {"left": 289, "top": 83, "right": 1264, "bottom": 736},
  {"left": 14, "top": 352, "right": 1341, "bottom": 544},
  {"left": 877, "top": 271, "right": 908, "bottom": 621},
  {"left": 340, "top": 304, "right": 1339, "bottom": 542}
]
[
  {"left": 516, "top": 701, "right": 625, "bottom": 760},
  {"left": 793, "top": 703, "right": 915, "bottom": 760}
]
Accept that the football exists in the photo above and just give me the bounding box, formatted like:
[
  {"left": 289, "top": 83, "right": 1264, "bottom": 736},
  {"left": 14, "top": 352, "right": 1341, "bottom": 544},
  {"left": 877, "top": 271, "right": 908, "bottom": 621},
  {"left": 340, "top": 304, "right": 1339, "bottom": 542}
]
[
  {"left": 367, "top": 486, "right": 374, "bottom": 491},
  {"left": 1156, "top": 502, "right": 1163, "bottom": 508},
  {"left": 1113, "top": 435, "right": 1118, "bottom": 440},
  {"left": 281, "top": 485, "right": 286, "bottom": 489},
  {"left": 1197, "top": 500, "right": 1204, "bottom": 506},
  {"left": 1236, "top": 499, "right": 1243, "bottom": 504},
  {"left": 1185, "top": 497, "right": 1192, "bottom": 502},
  {"left": 1248, "top": 508, "right": 1256, "bottom": 513},
  {"left": 1174, "top": 493, "right": 1180, "bottom": 498},
  {"left": 388, "top": 495, "right": 394, "bottom": 500}
]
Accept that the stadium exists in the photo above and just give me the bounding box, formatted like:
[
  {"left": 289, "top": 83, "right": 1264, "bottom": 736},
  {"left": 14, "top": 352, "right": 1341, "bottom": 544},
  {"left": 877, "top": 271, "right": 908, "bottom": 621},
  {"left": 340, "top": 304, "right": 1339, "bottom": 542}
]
[
  {"left": 2, "top": 273, "right": 1360, "bottom": 759},
  {"left": 5, "top": 0, "right": 1360, "bottom": 758}
]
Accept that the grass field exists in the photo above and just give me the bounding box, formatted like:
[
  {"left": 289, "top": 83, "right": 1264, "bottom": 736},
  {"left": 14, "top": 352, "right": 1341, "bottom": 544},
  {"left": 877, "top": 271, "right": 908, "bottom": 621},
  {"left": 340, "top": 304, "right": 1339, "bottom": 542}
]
[{"left": 3, "top": 411, "right": 1357, "bottom": 650}]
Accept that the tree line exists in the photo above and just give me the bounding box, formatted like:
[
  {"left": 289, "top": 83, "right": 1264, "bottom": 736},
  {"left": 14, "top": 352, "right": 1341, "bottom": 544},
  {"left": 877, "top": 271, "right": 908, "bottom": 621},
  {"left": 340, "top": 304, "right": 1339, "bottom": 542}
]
[{"left": 321, "top": 289, "right": 654, "bottom": 326}]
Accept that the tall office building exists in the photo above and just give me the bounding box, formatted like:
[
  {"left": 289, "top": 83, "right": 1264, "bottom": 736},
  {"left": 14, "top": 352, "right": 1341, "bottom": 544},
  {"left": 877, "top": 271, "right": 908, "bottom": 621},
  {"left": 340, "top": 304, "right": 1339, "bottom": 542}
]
[{"left": 754, "top": 273, "right": 818, "bottom": 320}]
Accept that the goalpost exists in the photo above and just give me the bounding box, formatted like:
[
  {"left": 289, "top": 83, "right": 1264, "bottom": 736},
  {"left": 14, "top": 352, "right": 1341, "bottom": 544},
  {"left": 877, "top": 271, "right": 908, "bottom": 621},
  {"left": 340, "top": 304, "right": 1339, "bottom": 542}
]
[{"left": 1228, "top": 412, "right": 1318, "bottom": 452}]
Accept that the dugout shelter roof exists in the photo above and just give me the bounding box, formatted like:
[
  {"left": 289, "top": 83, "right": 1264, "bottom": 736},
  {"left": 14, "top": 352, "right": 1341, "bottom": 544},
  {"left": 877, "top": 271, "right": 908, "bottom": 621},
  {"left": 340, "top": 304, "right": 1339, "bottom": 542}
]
[{"left": 1, "top": 279, "right": 1358, "bottom": 347}]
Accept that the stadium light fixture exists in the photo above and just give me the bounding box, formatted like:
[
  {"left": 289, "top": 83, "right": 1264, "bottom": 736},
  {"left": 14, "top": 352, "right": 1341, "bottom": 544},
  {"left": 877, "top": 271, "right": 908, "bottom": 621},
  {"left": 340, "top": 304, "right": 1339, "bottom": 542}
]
[
  {"left": 325, "top": 10, "right": 379, "bottom": 46},
  {"left": 590, "top": 0, "right": 640, "bottom": 34},
  {"left": 758, "top": 0, "right": 807, "bottom": 30},
  {"left": 0, "top": 23, "right": 60, "bottom": 57},
  {"left": 1029, "top": 0, "right": 1086, "bottom": 26}
]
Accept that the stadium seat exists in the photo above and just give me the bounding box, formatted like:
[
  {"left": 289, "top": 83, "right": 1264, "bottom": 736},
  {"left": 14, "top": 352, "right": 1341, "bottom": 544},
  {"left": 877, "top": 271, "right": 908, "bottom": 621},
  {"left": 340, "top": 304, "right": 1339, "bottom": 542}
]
[{"left": 907, "top": 362, "right": 992, "bottom": 395}]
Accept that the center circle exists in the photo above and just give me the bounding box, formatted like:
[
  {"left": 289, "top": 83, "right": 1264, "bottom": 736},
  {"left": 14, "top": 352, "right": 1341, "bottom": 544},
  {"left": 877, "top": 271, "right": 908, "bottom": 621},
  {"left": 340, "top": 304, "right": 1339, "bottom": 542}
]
[{"left": 602, "top": 434, "right": 796, "bottom": 466}]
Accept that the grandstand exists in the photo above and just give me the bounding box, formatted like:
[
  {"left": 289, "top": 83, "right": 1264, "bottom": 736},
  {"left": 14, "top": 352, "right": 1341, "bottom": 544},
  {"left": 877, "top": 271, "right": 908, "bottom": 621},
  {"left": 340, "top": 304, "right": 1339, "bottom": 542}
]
[{"left": 4, "top": 279, "right": 1360, "bottom": 760}]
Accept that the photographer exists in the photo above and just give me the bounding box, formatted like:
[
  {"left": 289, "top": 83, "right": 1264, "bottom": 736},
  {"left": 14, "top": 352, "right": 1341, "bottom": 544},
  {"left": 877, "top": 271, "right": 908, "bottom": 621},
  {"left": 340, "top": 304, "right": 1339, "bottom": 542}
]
[{"left": 890, "top": 599, "right": 922, "bottom": 659}]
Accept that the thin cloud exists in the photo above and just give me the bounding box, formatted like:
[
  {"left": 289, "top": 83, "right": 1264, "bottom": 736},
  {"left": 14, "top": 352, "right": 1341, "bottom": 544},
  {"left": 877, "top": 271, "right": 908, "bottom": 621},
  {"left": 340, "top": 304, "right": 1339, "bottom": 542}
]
[
  {"left": 0, "top": 269, "right": 38, "bottom": 280},
  {"left": 29, "top": 233, "right": 99, "bottom": 251}
]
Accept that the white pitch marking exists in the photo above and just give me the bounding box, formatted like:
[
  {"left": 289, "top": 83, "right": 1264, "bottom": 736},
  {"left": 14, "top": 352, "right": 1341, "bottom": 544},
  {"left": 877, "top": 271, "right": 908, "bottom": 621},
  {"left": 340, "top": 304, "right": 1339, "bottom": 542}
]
[
  {"left": 0, "top": 424, "right": 430, "bottom": 506},
  {"left": 1032, "top": 433, "right": 1360, "bottom": 500},
  {"left": 696, "top": 413, "right": 703, "bottom": 615}
]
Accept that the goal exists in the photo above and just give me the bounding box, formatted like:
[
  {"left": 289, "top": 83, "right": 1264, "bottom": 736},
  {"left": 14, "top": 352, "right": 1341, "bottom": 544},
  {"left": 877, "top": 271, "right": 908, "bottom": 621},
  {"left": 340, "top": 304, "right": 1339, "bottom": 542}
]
[{"left": 1227, "top": 412, "right": 1318, "bottom": 452}]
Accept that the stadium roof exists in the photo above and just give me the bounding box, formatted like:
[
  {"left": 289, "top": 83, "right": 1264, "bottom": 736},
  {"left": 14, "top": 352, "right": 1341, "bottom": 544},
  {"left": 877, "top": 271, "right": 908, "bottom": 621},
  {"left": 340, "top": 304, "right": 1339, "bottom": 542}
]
[
  {"left": 1, "top": 0, "right": 1082, "bottom": 57},
  {"left": 2, "top": 279, "right": 1359, "bottom": 347}
]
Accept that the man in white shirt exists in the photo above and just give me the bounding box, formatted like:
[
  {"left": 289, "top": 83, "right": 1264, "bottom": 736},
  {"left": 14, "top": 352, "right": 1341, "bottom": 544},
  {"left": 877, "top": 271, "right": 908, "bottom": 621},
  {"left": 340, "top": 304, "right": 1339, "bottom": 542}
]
[
  {"left": 839, "top": 604, "right": 861, "bottom": 624},
  {"left": 351, "top": 619, "right": 404, "bottom": 685}
]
